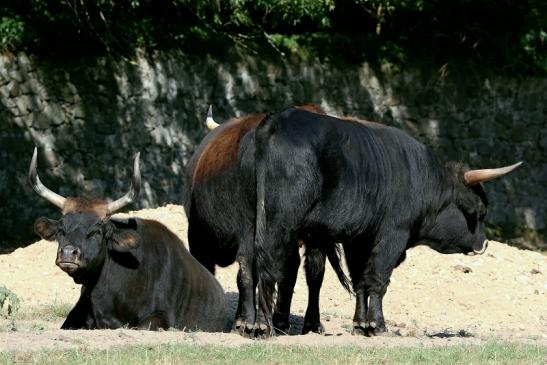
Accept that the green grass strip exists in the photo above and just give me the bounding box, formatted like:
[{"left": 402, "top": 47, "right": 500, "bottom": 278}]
[{"left": 1, "top": 341, "right": 545, "bottom": 365}]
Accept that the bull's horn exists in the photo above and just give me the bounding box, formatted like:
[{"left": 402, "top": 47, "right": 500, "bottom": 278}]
[
  {"left": 29, "top": 147, "right": 66, "bottom": 209},
  {"left": 107, "top": 152, "right": 141, "bottom": 214},
  {"left": 464, "top": 161, "right": 523, "bottom": 186},
  {"left": 205, "top": 105, "right": 219, "bottom": 130}
]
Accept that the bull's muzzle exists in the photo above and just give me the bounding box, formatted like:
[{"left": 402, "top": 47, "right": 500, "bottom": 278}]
[
  {"left": 57, "top": 262, "right": 79, "bottom": 274},
  {"left": 56, "top": 245, "right": 81, "bottom": 274},
  {"left": 468, "top": 240, "right": 488, "bottom": 256}
]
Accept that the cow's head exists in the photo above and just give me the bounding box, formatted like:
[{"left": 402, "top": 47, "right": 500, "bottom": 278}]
[
  {"left": 422, "top": 161, "right": 522, "bottom": 255},
  {"left": 29, "top": 148, "right": 142, "bottom": 284}
]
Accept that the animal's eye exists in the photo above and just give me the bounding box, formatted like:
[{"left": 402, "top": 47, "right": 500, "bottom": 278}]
[
  {"left": 478, "top": 206, "right": 487, "bottom": 221},
  {"left": 462, "top": 208, "right": 478, "bottom": 231}
]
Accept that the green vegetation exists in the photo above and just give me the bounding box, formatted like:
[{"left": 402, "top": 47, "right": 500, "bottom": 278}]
[
  {"left": 1, "top": 342, "right": 545, "bottom": 365},
  {"left": 0, "top": 286, "right": 20, "bottom": 318},
  {"left": 0, "top": 1, "right": 544, "bottom": 74},
  {"left": 0, "top": 285, "right": 20, "bottom": 332}
]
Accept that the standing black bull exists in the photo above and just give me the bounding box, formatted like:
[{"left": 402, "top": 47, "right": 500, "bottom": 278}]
[
  {"left": 184, "top": 105, "right": 350, "bottom": 337},
  {"left": 30, "top": 148, "right": 226, "bottom": 331},
  {"left": 253, "top": 107, "right": 522, "bottom": 336}
]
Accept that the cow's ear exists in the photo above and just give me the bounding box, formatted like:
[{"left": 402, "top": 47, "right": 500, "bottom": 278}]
[{"left": 34, "top": 217, "right": 59, "bottom": 241}]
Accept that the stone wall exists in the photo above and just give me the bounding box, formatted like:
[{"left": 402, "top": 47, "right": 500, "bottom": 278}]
[{"left": 0, "top": 51, "right": 545, "bottom": 250}]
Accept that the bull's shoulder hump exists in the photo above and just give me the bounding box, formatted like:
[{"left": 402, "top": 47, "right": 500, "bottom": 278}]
[{"left": 192, "top": 113, "right": 265, "bottom": 188}]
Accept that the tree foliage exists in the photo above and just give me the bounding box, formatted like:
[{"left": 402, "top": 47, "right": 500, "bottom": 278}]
[{"left": 0, "top": 0, "right": 545, "bottom": 73}]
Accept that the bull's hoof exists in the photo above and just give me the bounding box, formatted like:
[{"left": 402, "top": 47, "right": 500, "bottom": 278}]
[
  {"left": 272, "top": 314, "right": 290, "bottom": 335},
  {"left": 253, "top": 321, "right": 273, "bottom": 339},
  {"left": 364, "top": 320, "right": 387, "bottom": 336},
  {"left": 302, "top": 320, "right": 325, "bottom": 335},
  {"left": 231, "top": 319, "right": 255, "bottom": 338},
  {"left": 351, "top": 321, "right": 387, "bottom": 336}
]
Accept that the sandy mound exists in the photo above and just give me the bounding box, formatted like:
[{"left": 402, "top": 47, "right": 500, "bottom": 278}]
[{"left": 1, "top": 205, "right": 545, "bottom": 351}]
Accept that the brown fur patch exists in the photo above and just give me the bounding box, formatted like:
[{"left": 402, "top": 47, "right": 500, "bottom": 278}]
[
  {"left": 62, "top": 197, "right": 110, "bottom": 220},
  {"left": 192, "top": 113, "right": 266, "bottom": 188},
  {"left": 293, "top": 104, "right": 327, "bottom": 115},
  {"left": 115, "top": 230, "right": 140, "bottom": 249},
  {"left": 192, "top": 105, "right": 327, "bottom": 189}
]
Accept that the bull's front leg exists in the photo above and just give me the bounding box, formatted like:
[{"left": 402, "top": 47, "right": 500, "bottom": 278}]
[
  {"left": 358, "top": 231, "right": 408, "bottom": 336},
  {"left": 61, "top": 292, "right": 94, "bottom": 329},
  {"left": 232, "top": 254, "right": 256, "bottom": 337}
]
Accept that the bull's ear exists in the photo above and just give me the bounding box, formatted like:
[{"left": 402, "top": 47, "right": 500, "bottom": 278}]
[
  {"left": 109, "top": 228, "right": 140, "bottom": 252},
  {"left": 34, "top": 217, "right": 59, "bottom": 241},
  {"left": 107, "top": 228, "right": 142, "bottom": 265}
]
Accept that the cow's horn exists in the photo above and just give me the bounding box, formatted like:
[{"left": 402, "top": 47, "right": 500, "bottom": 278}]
[
  {"left": 464, "top": 161, "right": 523, "bottom": 186},
  {"left": 206, "top": 105, "right": 219, "bottom": 130},
  {"left": 107, "top": 152, "right": 141, "bottom": 214},
  {"left": 29, "top": 147, "right": 67, "bottom": 209}
]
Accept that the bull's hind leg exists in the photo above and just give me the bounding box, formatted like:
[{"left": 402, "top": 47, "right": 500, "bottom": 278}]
[
  {"left": 138, "top": 311, "right": 169, "bottom": 330},
  {"left": 347, "top": 231, "right": 408, "bottom": 336},
  {"left": 343, "top": 240, "right": 370, "bottom": 336},
  {"left": 232, "top": 253, "right": 257, "bottom": 337},
  {"left": 302, "top": 246, "right": 327, "bottom": 334},
  {"left": 272, "top": 249, "right": 301, "bottom": 334}
]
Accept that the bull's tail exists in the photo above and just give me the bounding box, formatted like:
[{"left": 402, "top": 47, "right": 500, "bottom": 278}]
[
  {"left": 325, "top": 243, "right": 353, "bottom": 294},
  {"left": 254, "top": 114, "right": 279, "bottom": 326}
]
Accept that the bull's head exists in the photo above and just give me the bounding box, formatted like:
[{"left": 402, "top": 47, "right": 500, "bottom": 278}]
[
  {"left": 30, "top": 148, "right": 142, "bottom": 284},
  {"left": 421, "top": 161, "right": 522, "bottom": 255}
]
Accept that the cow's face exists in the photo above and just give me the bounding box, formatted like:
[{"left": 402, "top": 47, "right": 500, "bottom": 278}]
[
  {"left": 422, "top": 161, "right": 521, "bottom": 255},
  {"left": 34, "top": 212, "right": 140, "bottom": 284}
]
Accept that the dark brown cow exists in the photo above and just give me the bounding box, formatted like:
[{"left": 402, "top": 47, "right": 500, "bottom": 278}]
[
  {"left": 184, "top": 104, "right": 350, "bottom": 337},
  {"left": 30, "top": 148, "right": 226, "bottom": 331}
]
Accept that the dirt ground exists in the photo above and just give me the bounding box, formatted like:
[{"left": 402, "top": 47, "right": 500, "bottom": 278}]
[{"left": 1, "top": 205, "right": 546, "bottom": 352}]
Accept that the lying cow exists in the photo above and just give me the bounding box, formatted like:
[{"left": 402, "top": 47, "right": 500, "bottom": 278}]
[
  {"left": 29, "top": 148, "right": 226, "bottom": 331},
  {"left": 184, "top": 105, "right": 350, "bottom": 337},
  {"left": 252, "top": 107, "right": 522, "bottom": 336}
]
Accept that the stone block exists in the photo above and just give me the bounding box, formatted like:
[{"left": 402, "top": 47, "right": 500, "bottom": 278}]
[
  {"left": 43, "top": 103, "right": 66, "bottom": 126},
  {"left": 32, "top": 112, "right": 51, "bottom": 129},
  {"left": 14, "top": 95, "right": 33, "bottom": 116},
  {"left": 8, "top": 82, "right": 21, "bottom": 98}
]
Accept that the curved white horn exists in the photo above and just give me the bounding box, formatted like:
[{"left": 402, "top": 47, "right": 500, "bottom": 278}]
[
  {"left": 464, "top": 161, "right": 523, "bottom": 186},
  {"left": 107, "top": 152, "right": 141, "bottom": 214},
  {"left": 206, "top": 105, "right": 219, "bottom": 130},
  {"left": 29, "top": 147, "right": 66, "bottom": 209}
]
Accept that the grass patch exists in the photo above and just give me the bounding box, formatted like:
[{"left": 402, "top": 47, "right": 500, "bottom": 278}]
[
  {"left": 15, "top": 302, "right": 72, "bottom": 322},
  {"left": 0, "top": 342, "right": 545, "bottom": 365}
]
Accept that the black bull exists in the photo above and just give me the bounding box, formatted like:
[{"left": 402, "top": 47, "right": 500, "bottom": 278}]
[
  {"left": 253, "top": 108, "right": 522, "bottom": 336},
  {"left": 30, "top": 149, "right": 226, "bottom": 331}
]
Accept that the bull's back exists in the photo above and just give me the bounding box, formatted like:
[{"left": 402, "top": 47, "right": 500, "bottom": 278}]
[{"left": 256, "top": 108, "right": 433, "bottom": 240}]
